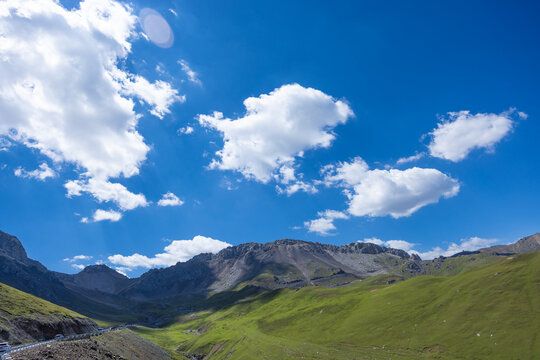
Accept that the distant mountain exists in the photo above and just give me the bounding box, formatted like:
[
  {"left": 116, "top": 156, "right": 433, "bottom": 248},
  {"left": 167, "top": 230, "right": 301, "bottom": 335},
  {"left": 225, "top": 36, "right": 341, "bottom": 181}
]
[
  {"left": 57, "top": 265, "right": 132, "bottom": 294},
  {"left": 119, "top": 239, "right": 421, "bottom": 301},
  {"left": 0, "top": 229, "right": 538, "bottom": 325},
  {"left": 480, "top": 233, "right": 540, "bottom": 254},
  {"left": 0, "top": 231, "right": 138, "bottom": 323}
]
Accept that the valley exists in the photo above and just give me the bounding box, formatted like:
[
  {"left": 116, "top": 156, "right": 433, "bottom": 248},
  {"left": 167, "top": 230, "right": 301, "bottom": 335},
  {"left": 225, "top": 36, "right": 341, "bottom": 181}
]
[{"left": 0, "top": 230, "right": 538, "bottom": 359}]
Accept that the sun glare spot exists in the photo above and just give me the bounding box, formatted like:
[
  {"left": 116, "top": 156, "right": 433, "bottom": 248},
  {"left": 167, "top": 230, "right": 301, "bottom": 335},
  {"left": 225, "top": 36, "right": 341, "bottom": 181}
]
[{"left": 139, "top": 8, "right": 174, "bottom": 48}]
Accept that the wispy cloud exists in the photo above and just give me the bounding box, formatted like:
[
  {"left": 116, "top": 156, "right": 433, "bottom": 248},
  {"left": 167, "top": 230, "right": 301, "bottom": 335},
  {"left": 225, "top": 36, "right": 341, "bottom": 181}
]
[
  {"left": 14, "top": 163, "right": 56, "bottom": 181},
  {"left": 396, "top": 152, "right": 425, "bottom": 165},
  {"left": 178, "top": 126, "right": 194, "bottom": 135},
  {"left": 81, "top": 209, "right": 122, "bottom": 223},
  {"left": 63, "top": 255, "right": 93, "bottom": 262},
  {"left": 178, "top": 59, "right": 202, "bottom": 85}
]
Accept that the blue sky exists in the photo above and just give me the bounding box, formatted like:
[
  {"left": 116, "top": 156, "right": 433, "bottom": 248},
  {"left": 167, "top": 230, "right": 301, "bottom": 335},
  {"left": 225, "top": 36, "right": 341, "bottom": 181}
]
[{"left": 0, "top": 0, "right": 538, "bottom": 276}]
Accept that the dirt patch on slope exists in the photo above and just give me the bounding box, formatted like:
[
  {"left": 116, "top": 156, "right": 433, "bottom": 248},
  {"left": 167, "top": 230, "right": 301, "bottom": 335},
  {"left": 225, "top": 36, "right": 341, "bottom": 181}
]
[{"left": 10, "top": 330, "right": 170, "bottom": 360}]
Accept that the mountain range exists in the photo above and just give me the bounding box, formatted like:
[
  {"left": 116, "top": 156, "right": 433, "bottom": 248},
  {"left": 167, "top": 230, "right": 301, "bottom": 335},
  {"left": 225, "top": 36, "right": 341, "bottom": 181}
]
[{"left": 0, "top": 230, "right": 538, "bottom": 324}]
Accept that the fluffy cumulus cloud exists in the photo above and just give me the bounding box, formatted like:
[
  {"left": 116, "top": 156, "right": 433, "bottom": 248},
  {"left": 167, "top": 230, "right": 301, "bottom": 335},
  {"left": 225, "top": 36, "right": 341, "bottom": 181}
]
[
  {"left": 81, "top": 209, "right": 123, "bottom": 223},
  {"left": 65, "top": 178, "right": 147, "bottom": 211},
  {"left": 0, "top": 0, "right": 181, "bottom": 218},
  {"left": 304, "top": 210, "right": 349, "bottom": 236},
  {"left": 14, "top": 163, "right": 56, "bottom": 180},
  {"left": 108, "top": 235, "right": 231, "bottom": 271},
  {"left": 321, "top": 157, "right": 460, "bottom": 218},
  {"left": 157, "top": 191, "right": 184, "bottom": 207},
  {"left": 428, "top": 109, "right": 524, "bottom": 162},
  {"left": 414, "top": 236, "right": 497, "bottom": 260},
  {"left": 198, "top": 84, "right": 354, "bottom": 193}
]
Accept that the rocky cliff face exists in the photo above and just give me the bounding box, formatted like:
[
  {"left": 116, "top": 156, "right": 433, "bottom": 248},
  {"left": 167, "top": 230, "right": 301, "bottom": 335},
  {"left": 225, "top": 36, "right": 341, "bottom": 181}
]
[{"left": 0, "top": 230, "right": 28, "bottom": 261}]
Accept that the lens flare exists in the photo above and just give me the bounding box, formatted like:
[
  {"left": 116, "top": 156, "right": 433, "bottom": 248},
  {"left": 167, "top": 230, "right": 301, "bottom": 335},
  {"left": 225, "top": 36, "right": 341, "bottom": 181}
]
[{"left": 139, "top": 8, "right": 174, "bottom": 48}]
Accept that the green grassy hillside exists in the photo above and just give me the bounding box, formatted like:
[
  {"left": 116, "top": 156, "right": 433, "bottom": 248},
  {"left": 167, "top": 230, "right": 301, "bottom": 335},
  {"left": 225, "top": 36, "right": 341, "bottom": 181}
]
[
  {"left": 0, "top": 282, "right": 97, "bottom": 344},
  {"left": 420, "top": 252, "right": 504, "bottom": 277},
  {"left": 0, "top": 282, "right": 83, "bottom": 318},
  {"left": 135, "top": 251, "right": 540, "bottom": 360}
]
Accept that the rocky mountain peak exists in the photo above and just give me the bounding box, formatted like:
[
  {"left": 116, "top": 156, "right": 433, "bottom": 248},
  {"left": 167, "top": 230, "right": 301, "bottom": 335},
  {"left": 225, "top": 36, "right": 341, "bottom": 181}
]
[
  {"left": 480, "top": 233, "right": 540, "bottom": 255},
  {"left": 78, "top": 264, "right": 128, "bottom": 279},
  {"left": 0, "top": 230, "right": 28, "bottom": 261}
]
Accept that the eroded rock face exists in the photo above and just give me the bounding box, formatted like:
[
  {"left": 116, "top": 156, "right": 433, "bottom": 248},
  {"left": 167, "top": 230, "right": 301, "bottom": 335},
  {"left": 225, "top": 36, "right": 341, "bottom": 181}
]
[{"left": 0, "top": 230, "right": 27, "bottom": 261}]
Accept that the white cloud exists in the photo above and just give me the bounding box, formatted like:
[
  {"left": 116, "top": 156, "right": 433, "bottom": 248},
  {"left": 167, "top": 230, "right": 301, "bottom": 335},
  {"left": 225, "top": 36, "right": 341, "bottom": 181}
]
[
  {"left": 81, "top": 209, "right": 122, "bottom": 223},
  {"left": 157, "top": 191, "right": 184, "bottom": 207},
  {"left": 14, "top": 163, "right": 56, "bottom": 180},
  {"left": 63, "top": 254, "right": 93, "bottom": 262},
  {"left": 65, "top": 178, "right": 147, "bottom": 211},
  {"left": 108, "top": 235, "right": 231, "bottom": 270},
  {"left": 114, "top": 267, "right": 130, "bottom": 277},
  {"left": 304, "top": 210, "right": 349, "bottom": 235},
  {"left": 72, "top": 264, "right": 85, "bottom": 270},
  {"left": 197, "top": 84, "right": 354, "bottom": 186},
  {"left": 0, "top": 137, "right": 11, "bottom": 151},
  {"left": 362, "top": 236, "right": 499, "bottom": 259},
  {"left": 396, "top": 152, "right": 425, "bottom": 165},
  {"left": 414, "top": 236, "right": 498, "bottom": 260},
  {"left": 93, "top": 209, "right": 122, "bottom": 222},
  {"left": 321, "top": 157, "right": 460, "bottom": 218},
  {"left": 362, "top": 237, "right": 385, "bottom": 246},
  {"left": 274, "top": 165, "right": 318, "bottom": 196},
  {"left": 276, "top": 181, "right": 318, "bottom": 196},
  {"left": 428, "top": 109, "right": 522, "bottom": 162},
  {"left": 359, "top": 238, "right": 416, "bottom": 252},
  {"left": 178, "top": 126, "right": 194, "bottom": 135},
  {"left": 0, "top": 0, "right": 181, "bottom": 214},
  {"left": 111, "top": 68, "right": 184, "bottom": 118},
  {"left": 178, "top": 59, "right": 201, "bottom": 85},
  {"left": 168, "top": 9, "right": 177, "bottom": 17}
]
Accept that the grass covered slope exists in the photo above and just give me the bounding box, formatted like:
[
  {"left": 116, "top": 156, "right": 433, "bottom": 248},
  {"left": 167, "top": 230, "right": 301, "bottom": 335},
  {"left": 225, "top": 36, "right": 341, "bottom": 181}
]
[
  {"left": 0, "top": 282, "right": 97, "bottom": 345},
  {"left": 135, "top": 251, "right": 540, "bottom": 360}
]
